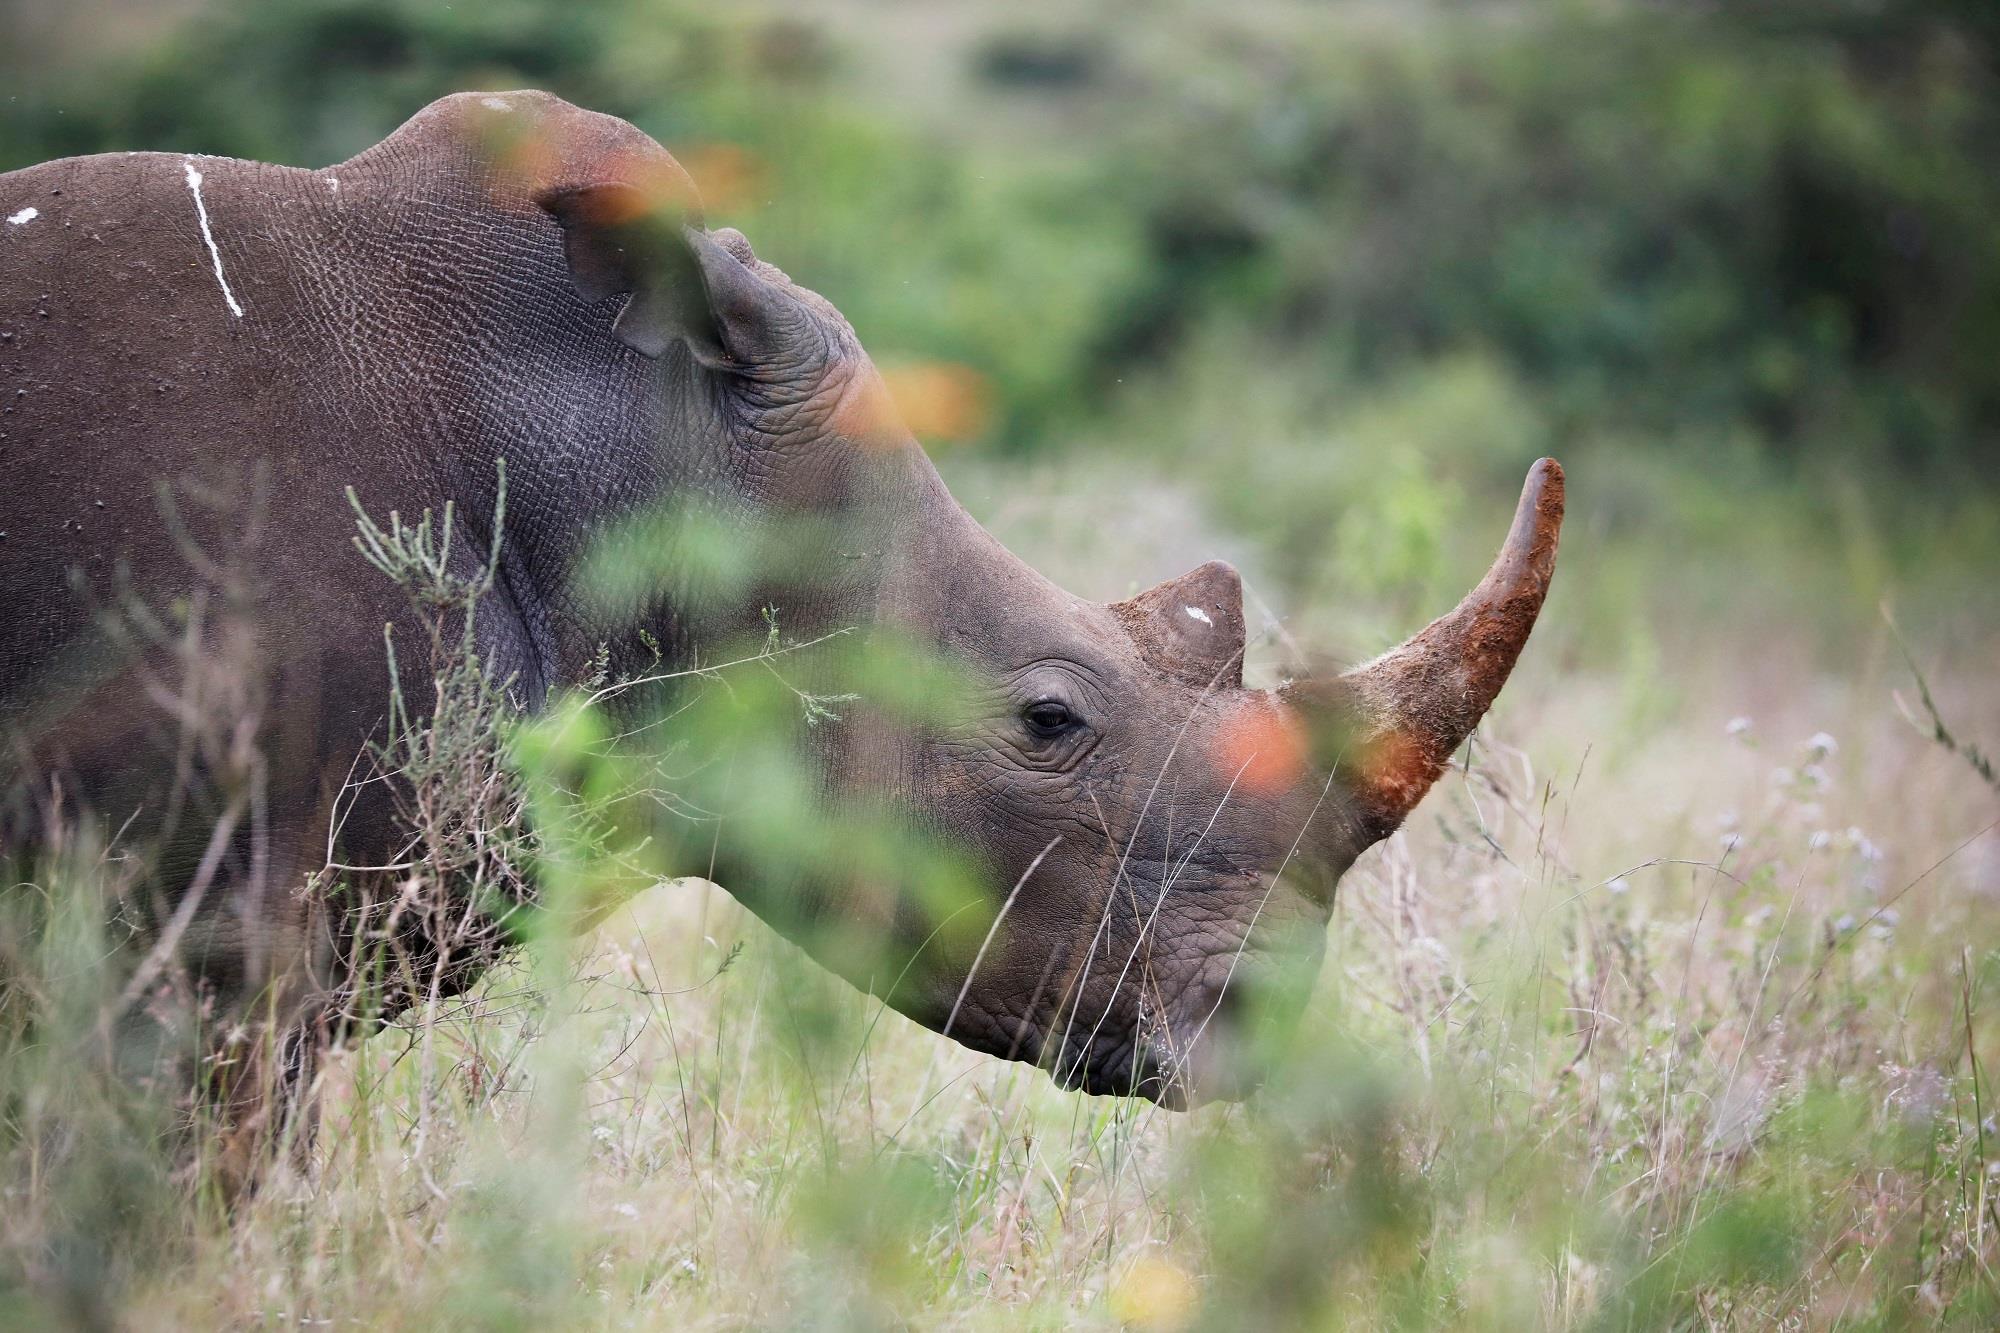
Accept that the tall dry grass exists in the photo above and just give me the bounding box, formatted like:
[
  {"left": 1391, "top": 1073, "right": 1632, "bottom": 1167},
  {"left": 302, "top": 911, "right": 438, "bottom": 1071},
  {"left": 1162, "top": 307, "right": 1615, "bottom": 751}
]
[{"left": 4, "top": 461, "right": 1998, "bottom": 1330}]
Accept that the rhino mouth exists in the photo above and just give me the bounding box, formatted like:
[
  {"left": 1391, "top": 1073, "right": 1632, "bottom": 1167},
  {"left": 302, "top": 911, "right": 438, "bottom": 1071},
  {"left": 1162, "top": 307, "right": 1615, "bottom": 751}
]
[
  {"left": 931, "top": 855, "right": 1293, "bottom": 1108},
  {"left": 1041, "top": 982, "right": 1247, "bottom": 1109},
  {"left": 946, "top": 990, "right": 1204, "bottom": 1107},
  {"left": 1050, "top": 1032, "right": 1193, "bottom": 1107}
]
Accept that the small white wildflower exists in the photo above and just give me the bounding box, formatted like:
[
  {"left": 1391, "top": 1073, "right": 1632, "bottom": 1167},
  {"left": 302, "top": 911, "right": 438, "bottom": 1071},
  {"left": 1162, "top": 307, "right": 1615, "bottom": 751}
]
[
  {"left": 1718, "top": 807, "right": 1741, "bottom": 829},
  {"left": 679, "top": 1258, "right": 698, "bottom": 1277},
  {"left": 614, "top": 1202, "right": 639, "bottom": 1219},
  {"left": 1877, "top": 908, "right": 1900, "bottom": 927},
  {"left": 1808, "top": 830, "right": 1832, "bottom": 852},
  {"left": 1726, "top": 716, "right": 1754, "bottom": 738},
  {"left": 1769, "top": 766, "right": 1795, "bottom": 787},
  {"left": 1806, "top": 731, "right": 1838, "bottom": 757},
  {"left": 592, "top": 1124, "right": 615, "bottom": 1144},
  {"left": 1746, "top": 904, "right": 1775, "bottom": 926},
  {"left": 1410, "top": 936, "right": 1453, "bottom": 966},
  {"left": 1834, "top": 913, "right": 1857, "bottom": 932},
  {"left": 1720, "top": 831, "right": 1743, "bottom": 852},
  {"left": 1888, "top": 1066, "right": 1949, "bottom": 1125},
  {"left": 1607, "top": 876, "right": 1630, "bottom": 896},
  {"left": 1802, "top": 763, "right": 1832, "bottom": 789}
]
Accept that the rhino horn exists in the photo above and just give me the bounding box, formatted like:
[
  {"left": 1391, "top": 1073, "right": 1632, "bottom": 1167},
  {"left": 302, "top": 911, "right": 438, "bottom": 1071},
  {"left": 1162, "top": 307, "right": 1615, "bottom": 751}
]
[
  {"left": 1110, "top": 559, "right": 1248, "bottom": 690},
  {"left": 1283, "top": 457, "right": 1564, "bottom": 843}
]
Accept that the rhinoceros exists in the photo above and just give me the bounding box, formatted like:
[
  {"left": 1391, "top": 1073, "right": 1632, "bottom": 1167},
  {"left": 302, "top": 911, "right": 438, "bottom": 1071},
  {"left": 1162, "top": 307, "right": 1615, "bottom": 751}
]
[{"left": 0, "top": 91, "right": 1561, "bottom": 1115}]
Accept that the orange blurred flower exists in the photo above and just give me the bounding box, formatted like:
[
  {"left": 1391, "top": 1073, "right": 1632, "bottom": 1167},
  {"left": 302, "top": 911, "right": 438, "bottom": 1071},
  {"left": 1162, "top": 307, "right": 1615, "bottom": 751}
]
[
  {"left": 1215, "top": 698, "right": 1308, "bottom": 795},
  {"left": 1109, "top": 1254, "right": 1200, "bottom": 1330},
  {"left": 677, "top": 142, "right": 768, "bottom": 215},
  {"left": 479, "top": 118, "right": 698, "bottom": 221},
  {"left": 877, "top": 361, "right": 992, "bottom": 445}
]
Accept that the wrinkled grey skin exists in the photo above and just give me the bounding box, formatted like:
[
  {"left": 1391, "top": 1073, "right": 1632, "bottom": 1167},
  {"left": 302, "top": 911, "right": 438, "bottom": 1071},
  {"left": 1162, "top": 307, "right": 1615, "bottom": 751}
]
[{"left": 0, "top": 93, "right": 1560, "bottom": 1107}]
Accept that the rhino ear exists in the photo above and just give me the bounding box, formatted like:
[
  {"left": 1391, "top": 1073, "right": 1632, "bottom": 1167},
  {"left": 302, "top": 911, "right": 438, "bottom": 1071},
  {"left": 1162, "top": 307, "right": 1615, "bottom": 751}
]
[
  {"left": 676, "top": 226, "right": 818, "bottom": 372},
  {"left": 1109, "top": 560, "right": 1248, "bottom": 690},
  {"left": 537, "top": 185, "right": 808, "bottom": 367},
  {"left": 536, "top": 182, "right": 690, "bottom": 357}
]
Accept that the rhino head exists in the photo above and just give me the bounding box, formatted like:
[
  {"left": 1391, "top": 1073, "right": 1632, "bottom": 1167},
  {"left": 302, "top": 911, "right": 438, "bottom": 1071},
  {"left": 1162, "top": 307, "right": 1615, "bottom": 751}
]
[
  {"left": 534, "top": 131, "right": 1563, "bottom": 1108},
  {"left": 865, "top": 457, "right": 1563, "bottom": 1105}
]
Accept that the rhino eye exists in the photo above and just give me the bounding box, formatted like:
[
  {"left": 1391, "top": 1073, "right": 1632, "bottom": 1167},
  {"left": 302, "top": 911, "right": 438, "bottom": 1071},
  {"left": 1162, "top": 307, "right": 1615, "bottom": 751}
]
[{"left": 1021, "top": 699, "right": 1079, "bottom": 739}]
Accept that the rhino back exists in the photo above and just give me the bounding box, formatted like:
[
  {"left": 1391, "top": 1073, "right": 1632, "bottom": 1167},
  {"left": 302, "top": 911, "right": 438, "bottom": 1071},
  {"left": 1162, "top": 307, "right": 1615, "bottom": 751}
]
[{"left": 0, "top": 92, "right": 661, "bottom": 853}]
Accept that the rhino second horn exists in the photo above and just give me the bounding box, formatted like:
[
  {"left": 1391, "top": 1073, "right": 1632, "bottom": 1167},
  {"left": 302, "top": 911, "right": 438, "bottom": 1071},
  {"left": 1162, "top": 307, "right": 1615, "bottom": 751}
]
[
  {"left": 1109, "top": 558, "right": 1248, "bottom": 690},
  {"left": 1286, "top": 457, "right": 1564, "bottom": 843}
]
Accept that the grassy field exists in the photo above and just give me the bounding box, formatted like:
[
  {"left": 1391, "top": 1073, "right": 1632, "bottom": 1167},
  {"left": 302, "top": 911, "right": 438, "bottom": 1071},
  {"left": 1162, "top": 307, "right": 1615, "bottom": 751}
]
[{"left": 9, "top": 449, "right": 1996, "bottom": 1330}]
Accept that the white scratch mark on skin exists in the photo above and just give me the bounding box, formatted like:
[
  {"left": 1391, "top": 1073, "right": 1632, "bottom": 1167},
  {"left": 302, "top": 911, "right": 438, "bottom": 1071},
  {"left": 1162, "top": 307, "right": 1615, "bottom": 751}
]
[
  {"left": 1183, "top": 605, "right": 1213, "bottom": 626},
  {"left": 5, "top": 207, "right": 37, "bottom": 226},
  {"left": 481, "top": 96, "right": 513, "bottom": 111},
  {"left": 182, "top": 159, "right": 243, "bottom": 318}
]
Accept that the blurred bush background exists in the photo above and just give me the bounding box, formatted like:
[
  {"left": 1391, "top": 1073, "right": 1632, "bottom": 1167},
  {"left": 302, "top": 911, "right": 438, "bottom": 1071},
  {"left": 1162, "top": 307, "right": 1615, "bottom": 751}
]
[
  {"left": 4, "top": 0, "right": 1999, "bottom": 1327},
  {"left": 7, "top": 0, "right": 1997, "bottom": 656}
]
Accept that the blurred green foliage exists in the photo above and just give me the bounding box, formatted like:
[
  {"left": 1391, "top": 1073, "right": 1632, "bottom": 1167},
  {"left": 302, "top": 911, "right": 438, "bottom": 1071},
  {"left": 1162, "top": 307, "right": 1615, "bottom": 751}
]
[
  {"left": 1103, "top": 6, "right": 2000, "bottom": 476},
  {"left": 5, "top": 0, "right": 1996, "bottom": 488}
]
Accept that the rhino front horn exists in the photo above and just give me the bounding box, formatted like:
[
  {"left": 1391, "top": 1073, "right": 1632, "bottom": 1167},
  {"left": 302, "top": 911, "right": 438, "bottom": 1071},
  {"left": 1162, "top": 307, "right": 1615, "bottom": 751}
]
[{"left": 1283, "top": 457, "right": 1564, "bottom": 844}]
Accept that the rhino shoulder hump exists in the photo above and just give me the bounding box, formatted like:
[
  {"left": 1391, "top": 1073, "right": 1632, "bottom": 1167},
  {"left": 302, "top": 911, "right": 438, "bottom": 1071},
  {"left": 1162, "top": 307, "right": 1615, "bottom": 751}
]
[{"left": 345, "top": 91, "right": 692, "bottom": 207}]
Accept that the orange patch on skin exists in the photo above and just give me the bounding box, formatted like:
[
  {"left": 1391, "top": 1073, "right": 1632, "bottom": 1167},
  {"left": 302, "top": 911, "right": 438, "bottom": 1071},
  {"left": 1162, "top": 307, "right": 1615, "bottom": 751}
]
[
  {"left": 483, "top": 128, "right": 701, "bottom": 220},
  {"left": 878, "top": 361, "right": 992, "bottom": 445},
  {"left": 1215, "top": 700, "right": 1308, "bottom": 796},
  {"left": 830, "top": 372, "right": 909, "bottom": 451},
  {"left": 1356, "top": 730, "right": 1443, "bottom": 824},
  {"left": 587, "top": 146, "right": 704, "bottom": 217},
  {"left": 486, "top": 126, "right": 564, "bottom": 210}
]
